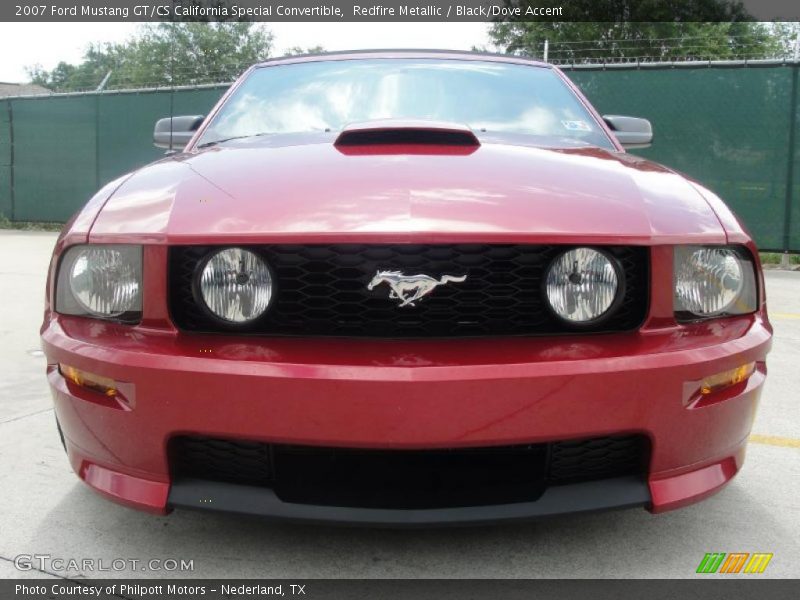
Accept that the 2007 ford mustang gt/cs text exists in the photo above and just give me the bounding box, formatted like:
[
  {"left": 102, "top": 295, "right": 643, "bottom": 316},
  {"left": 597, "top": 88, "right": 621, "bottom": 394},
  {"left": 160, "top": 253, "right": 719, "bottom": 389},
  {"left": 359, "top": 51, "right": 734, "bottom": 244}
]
[{"left": 41, "top": 51, "right": 772, "bottom": 525}]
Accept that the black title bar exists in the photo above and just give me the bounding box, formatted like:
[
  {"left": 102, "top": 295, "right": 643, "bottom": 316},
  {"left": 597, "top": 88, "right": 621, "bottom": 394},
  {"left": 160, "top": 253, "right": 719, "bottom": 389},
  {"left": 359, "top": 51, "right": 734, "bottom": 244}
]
[
  {"left": 4, "top": 579, "right": 800, "bottom": 600},
  {"left": 4, "top": 0, "right": 800, "bottom": 22}
]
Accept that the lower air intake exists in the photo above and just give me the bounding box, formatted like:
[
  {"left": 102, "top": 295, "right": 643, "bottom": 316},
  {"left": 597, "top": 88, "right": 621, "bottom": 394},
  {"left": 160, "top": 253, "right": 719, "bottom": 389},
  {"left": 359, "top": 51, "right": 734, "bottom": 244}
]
[{"left": 169, "top": 434, "right": 649, "bottom": 510}]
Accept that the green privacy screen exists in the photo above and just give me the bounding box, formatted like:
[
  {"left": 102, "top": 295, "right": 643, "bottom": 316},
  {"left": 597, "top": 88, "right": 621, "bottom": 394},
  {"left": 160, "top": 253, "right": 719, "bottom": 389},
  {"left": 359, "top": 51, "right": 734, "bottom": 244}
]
[
  {"left": 2, "top": 85, "right": 229, "bottom": 223},
  {"left": 1, "top": 65, "right": 798, "bottom": 251},
  {"left": 566, "top": 64, "right": 800, "bottom": 253}
]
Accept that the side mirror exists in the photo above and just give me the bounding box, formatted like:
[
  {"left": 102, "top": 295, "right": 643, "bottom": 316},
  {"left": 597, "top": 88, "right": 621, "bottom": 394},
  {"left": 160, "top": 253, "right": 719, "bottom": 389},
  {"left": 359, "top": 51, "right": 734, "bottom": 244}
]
[
  {"left": 603, "top": 115, "right": 653, "bottom": 149},
  {"left": 153, "top": 115, "right": 205, "bottom": 151}
]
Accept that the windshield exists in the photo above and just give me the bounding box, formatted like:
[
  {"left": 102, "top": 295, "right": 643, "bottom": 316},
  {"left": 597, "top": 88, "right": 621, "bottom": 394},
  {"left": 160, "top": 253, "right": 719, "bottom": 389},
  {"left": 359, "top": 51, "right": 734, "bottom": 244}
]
[{"left": 196, "top": 58, "right": 614, "bottom": 150}]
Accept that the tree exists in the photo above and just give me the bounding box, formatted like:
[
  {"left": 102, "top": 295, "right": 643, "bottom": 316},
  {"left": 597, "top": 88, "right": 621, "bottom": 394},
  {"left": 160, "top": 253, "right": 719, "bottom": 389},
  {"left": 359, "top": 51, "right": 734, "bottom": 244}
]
[
  {"left": 487, "top": 1, "right": 790, "bottom": 62},
  {"left": 27, "top": 22, "right": 273, "bottom": 92},
  {"left": 283, "top": 46, "right": 326, "bottom": 56},
  {"left": 28, "top": 44, "right": 118, "bottom": 91},
  {"left": 770, "top": 22, "right": 800, "bottom": 57}
]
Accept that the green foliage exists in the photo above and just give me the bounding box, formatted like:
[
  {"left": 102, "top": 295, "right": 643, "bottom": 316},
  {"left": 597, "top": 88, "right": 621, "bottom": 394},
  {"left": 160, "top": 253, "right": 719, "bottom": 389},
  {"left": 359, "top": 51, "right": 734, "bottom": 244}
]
[
  {"left": 490, "top": 21, "right": 791, "bottom": 61},
  {"left": 761, "top": 252, "right": 800, "bottom": 265},
  {"left": 27, "top": 23, "right": 274, "bottom": 92},
  {"left": 488, "top": 1, "right": 795, "bottom": 61},
  {"left": 491, "top": 22, "right": 786, "bottom": 61},
  {"left": 283, "top": 46, "right": 327, "bottom": 57},
  {"left": 0, "top": 213, "right": 64, "bottom": 231}
]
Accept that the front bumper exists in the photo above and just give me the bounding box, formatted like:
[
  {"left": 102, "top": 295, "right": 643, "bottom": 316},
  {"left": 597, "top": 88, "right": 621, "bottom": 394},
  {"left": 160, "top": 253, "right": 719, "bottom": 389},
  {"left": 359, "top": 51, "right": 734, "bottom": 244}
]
[{"left": 42, "top": 313, "right": 771, "bottom": 524}]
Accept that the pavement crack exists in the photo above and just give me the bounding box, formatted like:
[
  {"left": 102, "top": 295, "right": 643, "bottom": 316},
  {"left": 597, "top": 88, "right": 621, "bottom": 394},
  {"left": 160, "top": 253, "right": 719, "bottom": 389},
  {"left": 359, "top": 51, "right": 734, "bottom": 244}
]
[
  {"left": 0, "top": 406, "right": 53, "bottom": 425},
  {"left": 0, "top": 553, "right": 71, "bottom": 580}
]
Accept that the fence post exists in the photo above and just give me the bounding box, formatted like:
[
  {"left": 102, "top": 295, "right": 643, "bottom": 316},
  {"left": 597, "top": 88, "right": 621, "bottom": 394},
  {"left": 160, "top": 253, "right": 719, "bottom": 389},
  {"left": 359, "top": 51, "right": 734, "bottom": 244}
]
[
  {"left": 6, "top": 99, "right": 14, "bottom": 222},
  {"left": 96, "top": 71, "right": 112, "bottom": 92},
  {"left": 784, "top": 60, "right": 799, "bottom": 254},
  {"left": 794, "top": 33, "right": 800, "bottom": 62}
]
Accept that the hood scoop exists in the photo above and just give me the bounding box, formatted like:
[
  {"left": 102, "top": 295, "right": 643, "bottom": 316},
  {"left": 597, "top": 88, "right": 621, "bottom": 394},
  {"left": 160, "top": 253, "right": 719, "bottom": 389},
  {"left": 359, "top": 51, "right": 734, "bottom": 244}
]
[{"left": 334, "top": 120, "right": 480, "bottom": 149}]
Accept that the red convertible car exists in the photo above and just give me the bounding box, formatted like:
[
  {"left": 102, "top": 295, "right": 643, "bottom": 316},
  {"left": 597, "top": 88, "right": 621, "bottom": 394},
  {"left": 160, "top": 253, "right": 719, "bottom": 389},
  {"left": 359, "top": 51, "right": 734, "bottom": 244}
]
[{"left": 41, "top": 51, "right": 772, "bottom": 525}]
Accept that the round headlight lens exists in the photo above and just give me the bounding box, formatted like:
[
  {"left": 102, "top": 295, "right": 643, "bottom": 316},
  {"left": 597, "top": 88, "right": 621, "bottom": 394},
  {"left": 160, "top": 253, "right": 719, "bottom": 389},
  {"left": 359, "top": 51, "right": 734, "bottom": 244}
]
[
  {"left": 69, "top": 247, "right": 141, "bottom": 317},
  {"left": 674, "top": 247, "right": 744, "bottom": 316},
  {"left": 199, "top": 248, "right": 273, "bottom": 323},
  {"left": 545, "top": 248, "right": 620, "bottom": 323}
]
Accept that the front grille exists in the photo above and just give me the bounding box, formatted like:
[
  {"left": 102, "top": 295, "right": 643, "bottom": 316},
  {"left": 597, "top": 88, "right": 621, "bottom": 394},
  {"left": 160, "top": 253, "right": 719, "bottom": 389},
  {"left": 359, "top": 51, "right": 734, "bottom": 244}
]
[
  {"left": 169, "top": 435, "right": 649, "bottom": 510},
  {"left": 168, "top": 244, "right": 648, "bottom": 338}
]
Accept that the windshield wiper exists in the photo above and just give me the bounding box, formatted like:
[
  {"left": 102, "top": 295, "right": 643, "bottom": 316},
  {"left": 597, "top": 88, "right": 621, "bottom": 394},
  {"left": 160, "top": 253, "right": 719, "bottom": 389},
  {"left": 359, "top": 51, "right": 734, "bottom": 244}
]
[{"left": 196, "top": 132, "right": 271, "bottom": 149}]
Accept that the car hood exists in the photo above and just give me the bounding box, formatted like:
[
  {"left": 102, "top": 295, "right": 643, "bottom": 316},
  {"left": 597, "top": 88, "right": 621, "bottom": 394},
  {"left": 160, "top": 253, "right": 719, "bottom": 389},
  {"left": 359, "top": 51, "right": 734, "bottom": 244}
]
[{"left": 89, "top": 134, "right": 726, "bottom": 245}]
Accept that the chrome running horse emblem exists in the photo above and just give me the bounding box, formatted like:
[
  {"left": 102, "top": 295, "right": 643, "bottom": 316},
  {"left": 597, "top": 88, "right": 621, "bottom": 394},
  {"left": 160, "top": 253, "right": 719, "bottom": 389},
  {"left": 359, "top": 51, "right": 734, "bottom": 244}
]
[{"left": 367, "top": 270, "right": 467, "bottom": 307}]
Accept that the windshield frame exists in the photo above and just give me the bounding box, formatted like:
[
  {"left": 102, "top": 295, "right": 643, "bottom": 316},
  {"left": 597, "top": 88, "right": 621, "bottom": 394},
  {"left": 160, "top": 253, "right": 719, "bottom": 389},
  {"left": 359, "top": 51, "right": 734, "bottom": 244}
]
[{"left": 186, "top": 52, "right": 621, "bottom": 153}]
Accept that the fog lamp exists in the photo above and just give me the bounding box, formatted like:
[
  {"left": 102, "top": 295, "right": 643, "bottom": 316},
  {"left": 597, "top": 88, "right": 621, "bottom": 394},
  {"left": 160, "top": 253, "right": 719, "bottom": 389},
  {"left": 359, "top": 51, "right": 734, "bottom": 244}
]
[
  {"left": 59, "top": 364, "right": 117, "bottom": 397},
  {"left": 544, "top": 247, "right": 621, "bottom": 323},
  {"left": 198, "top": 247, "right": 273, "bottom": 323},
  {"left": 700, "top": 362, "right": 755, "bottom": 395}
]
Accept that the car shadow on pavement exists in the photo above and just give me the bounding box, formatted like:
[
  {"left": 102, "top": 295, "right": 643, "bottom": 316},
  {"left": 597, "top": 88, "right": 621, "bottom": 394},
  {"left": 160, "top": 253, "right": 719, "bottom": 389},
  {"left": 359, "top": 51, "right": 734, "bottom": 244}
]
[{"left": 28, "top": 475, "right": 789, "bottom": 578}]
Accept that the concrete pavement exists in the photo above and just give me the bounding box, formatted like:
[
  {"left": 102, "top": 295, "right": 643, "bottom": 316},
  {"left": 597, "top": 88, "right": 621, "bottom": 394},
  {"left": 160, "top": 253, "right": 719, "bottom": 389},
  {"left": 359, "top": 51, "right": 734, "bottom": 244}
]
[{"left": 1, "top": 230, "right": 798, "bottom": 579}]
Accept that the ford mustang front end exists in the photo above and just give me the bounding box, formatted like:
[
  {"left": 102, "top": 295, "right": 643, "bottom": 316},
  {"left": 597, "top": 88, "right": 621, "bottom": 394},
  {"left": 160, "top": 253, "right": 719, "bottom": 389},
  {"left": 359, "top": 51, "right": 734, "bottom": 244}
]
[{"left": 41, "top": 51, "right": 772, "bottom": 525}]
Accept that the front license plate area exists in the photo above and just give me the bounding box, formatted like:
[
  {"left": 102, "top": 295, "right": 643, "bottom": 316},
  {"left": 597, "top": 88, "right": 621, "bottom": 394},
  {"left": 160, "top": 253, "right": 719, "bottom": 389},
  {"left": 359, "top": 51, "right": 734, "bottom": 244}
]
[{"left": 272, "top": 444, "right": 549, "bottom": 509}]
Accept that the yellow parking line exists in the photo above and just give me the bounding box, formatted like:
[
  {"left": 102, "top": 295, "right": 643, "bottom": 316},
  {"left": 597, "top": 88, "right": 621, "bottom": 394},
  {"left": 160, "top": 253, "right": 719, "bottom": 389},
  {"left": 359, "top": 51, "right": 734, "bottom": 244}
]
[
  {"left": 771, "top": 313, "right": 800, "bottom": 320},
  {"left": 749, "top": 434, "right": 800, "bottom": 448}
]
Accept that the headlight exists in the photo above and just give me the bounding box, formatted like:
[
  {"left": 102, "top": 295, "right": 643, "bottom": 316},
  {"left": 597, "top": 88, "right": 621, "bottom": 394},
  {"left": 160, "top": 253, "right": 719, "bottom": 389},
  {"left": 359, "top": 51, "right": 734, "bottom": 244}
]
[
  {"left": 674, "top": 246, "right": 757, "bottom": 319},
  {"left": 545, "top": 247, "right": 621, "bottom": 323},
  {"left": 197, "top": 247, "right": 273, "bottom": 323},
  {"left": 56, "top": 245, "right": 142, "bottom": 321}
]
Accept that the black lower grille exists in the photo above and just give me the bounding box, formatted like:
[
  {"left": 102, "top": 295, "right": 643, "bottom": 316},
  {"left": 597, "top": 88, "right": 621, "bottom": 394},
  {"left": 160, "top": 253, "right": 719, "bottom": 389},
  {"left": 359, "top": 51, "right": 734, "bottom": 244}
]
[
  {"left": 169, "top": 435, "right": 648, "bottom": 510},
  {"left": 169, "top": 437, "right": 273, "bottom": 487},
  {"left": 547, "top": 435, "right": 647, "bottom": 484},
  {"left": 168, "top": 244, "right": 648, "bottom": 337}
]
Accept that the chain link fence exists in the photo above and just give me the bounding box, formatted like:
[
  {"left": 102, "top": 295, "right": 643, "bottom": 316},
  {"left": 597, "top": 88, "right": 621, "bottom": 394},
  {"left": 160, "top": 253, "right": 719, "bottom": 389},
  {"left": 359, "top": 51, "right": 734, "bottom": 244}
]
[{"left": 1, "top": 61, "right": 798, "bottom": 251}]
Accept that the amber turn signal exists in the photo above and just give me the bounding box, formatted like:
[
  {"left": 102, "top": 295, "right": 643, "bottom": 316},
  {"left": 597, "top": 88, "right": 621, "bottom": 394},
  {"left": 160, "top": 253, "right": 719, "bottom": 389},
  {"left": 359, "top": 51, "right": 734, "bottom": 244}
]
[
  {"left": 59, "top": 364, "right": 117, "bottom": 397},
  {"left": 700, "top": 362, "right": 756, "bottom": 395}
]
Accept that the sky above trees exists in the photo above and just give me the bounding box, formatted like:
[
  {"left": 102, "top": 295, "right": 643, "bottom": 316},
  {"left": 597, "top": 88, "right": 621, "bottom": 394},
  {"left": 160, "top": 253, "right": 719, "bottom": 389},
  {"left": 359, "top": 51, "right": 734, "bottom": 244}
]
[
  {"left": 15, "top": 20, "right": 800, "bottom": 92},
  {"left": 0, "top": 23, "right": 489, "bottom": 84}
]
